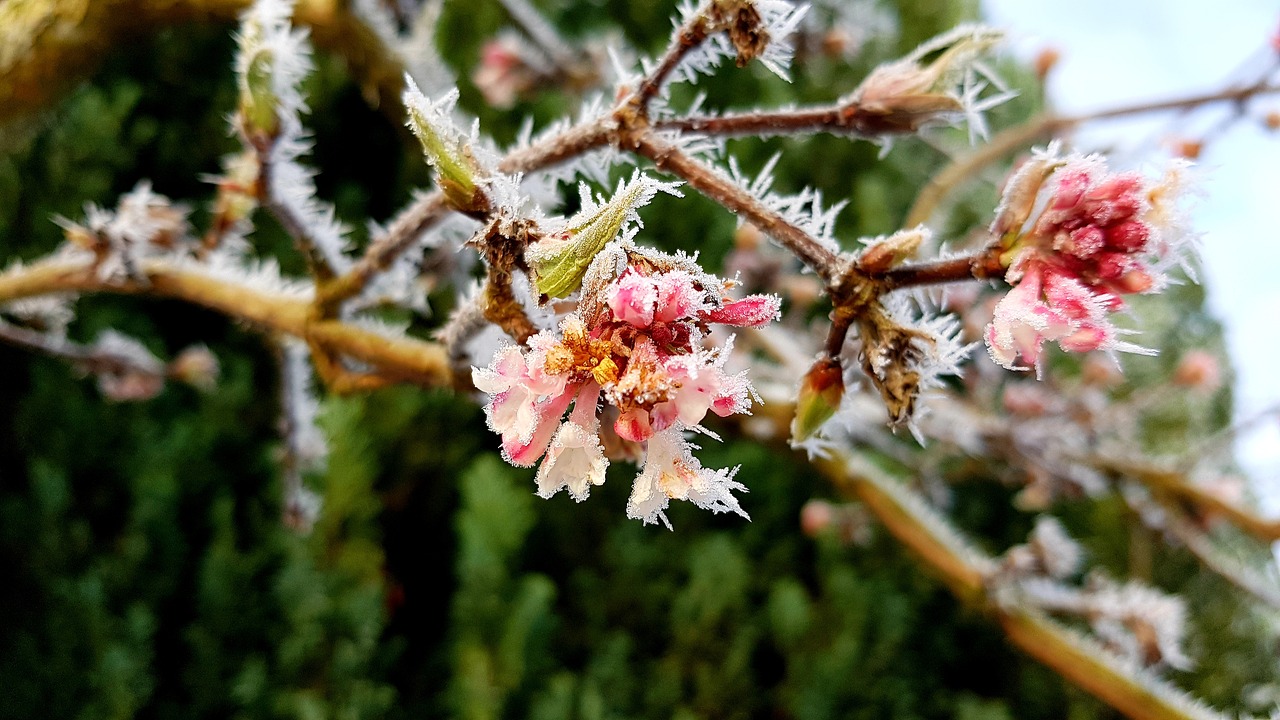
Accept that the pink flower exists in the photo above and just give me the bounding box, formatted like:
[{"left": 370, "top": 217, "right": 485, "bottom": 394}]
[
  {"left": 985, "top": 146, "right": 1192, "bottom": 372},
  {"left": 626, "top": 428, "right": 748, "bottom": 529},
  {"left": 606, "top": 268, "right": 660, "bottom": 327},
  {"left": 472, "top": 247, "right": 780, "bottom": 525},
  {"left": 535, "top": 383, "right": 608, "bottom": 500}
]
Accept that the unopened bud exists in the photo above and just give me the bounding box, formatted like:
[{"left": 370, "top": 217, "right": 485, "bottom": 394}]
[
  {"left": 1033, "top": 47, "right": 1060, "bottom": 81},
  {"left": 851, "top": 26, "right": 1002, "bottom": 133},
  {"left": 529, "top": 173, "right": 681, "bottom": 298},
  {"left": 402, "top": 78, "right": 486, "bottom": 211},
  {"left": 1172, "top": 349, "right": 1221, "bottom": 392},
  {"left": 238, "top": 50, "right": 280, "bottom": 139},
  {"left": 734, "top": 222, "right": 766, "bottom": 250},
  {"left": 169, "top": 345, "right": 220, "bottom": 391},
  {"left": 857, "top": 227, "right": 926, "bottom": 273},
  {"left": 791, "top": 355, "right": 845, "bottom": 442},
  {"left": 1168, "top": 137, "right": 1203, "bottom": 160},
  {"left": 992, "top": 153, "right": 1064, "bottom": 240},
  {"left": 800, "top": 499, "right": 835, "bottom": 537}
]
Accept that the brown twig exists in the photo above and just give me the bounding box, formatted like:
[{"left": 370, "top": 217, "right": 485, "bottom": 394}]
[
  {"left": 654, "top": 99, "right": 986, "bottom": 139},
  {"left": 627, "top": 132, "right": 845, "bottom": 282},
  {"left": 0, "top": 256, "right": 453, "bottom": 388},
  {"left": 629, "top": 10, "right": 712, "bottom": 114},
  {"left": 1094, "top": 455, "right": 1280, "bottom": 543},
  {"left": 904, "top": 82, "right": 1280, "bottom": 228},
  {"left": 0, "top": 318, "right": 162, "bottom": 381},
  {"left": 817, "top": 451, "right": 1231, "bottom": 720},
  {"left": 255, "top": 138, "right": 338, "bottom": 281}
]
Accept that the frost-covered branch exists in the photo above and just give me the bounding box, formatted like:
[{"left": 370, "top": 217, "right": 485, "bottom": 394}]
[
  {"left": 819, "top": 452, "right": 1233, "bottom": 720},
  {"left": 0, "top": 319, "right": 217, "bottom": 401},
  {"left": 1097, "top": 455, "right": 1280, "bottom": 543},
  {"left": 905, "top": 80, "right": 1280, "bottom": 228},
  {"left": 0, "top": 256, "right": 453, "bottom": 388},
  {"left": 628, "top": 132, "right": 846, "bottom": 282}
]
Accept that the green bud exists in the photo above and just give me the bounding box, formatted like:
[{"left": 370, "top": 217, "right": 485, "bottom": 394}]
[
  {"left": 239, "top": 50, "right": 280, "bottom": 138},
  {"left": 402, "top": 78, "right": 482, "bottom": 211},
  {"left": 791, "top": 356, "right": 846, "bottom": 442},
  {"left": 528, "top": 174, "right": 680, "bottom": 298}
]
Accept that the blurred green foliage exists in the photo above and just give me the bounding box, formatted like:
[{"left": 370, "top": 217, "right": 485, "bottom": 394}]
[{"left": 0, "top": 1, "right": 1275, "bottom": 719}]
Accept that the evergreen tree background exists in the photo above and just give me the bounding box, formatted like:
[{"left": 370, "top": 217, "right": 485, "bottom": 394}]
[{"left": 1, "top": 1, "right": 1276, "bottom": 718}]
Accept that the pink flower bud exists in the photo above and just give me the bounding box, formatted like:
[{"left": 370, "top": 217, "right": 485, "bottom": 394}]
[
  {"left": 1105, "top": 220, "right": 1150, "bottom": 252},
  {"left": 703, "top": 294, "right": 782, "bottom": 327},
  {"left": 800, "top": 500, "right": 835, "bottom": 537},
  {"left": 606, "top": 268, "right": 659, "bottom": 328},
  {"left": 791, "top": 356, "right": 845, "bottom": 441},
  {"left": 1172, "top": 350, "right": 1222, "bottom": 392}
]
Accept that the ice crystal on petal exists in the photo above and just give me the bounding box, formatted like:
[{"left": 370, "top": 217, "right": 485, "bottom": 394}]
[
  {"left": 984, "top": 146, "right": 1196, "bottom": 374},
  {"left": 537, "top": 419, "right": 609, "bottom": 501},
  {"left": 627, "top": 426, "right": 748, "bottom": 529},
  {"left": 473, "top": 244, "right": 777, "bottom": 525}
]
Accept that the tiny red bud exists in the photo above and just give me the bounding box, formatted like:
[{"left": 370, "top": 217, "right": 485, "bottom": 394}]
[
  {"left": 1105, "top": 220, "right": 1150, "bottom": 253},
  {"left": 800, "top": 500, "right": 835, "bottom": 537},
  {"left": 791, "top": 356, "right": 845, "bottom": 442},
  {"left": 1172, "top": 349, "right": 1222, "bottom": 392}
]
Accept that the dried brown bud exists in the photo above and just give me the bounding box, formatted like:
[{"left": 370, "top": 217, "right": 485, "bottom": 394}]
[{"left": 709, "top": 0, "right": 771, "bottom": 68}]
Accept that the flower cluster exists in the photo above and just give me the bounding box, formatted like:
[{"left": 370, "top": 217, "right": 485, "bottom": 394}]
[
  {"left": 473, "top": 245, "right": 781, "bottom": 528},
  {"left": 985, "top": 146, "right": 1192, "bottom": 372}
]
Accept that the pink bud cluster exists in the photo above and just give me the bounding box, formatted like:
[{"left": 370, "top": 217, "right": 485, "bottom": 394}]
[
  {"left": 472, "top": 250, "right": 781, "bottom": 528},
  {"left": 985, "top": 148, "right": 1191, "bottom": 372}
]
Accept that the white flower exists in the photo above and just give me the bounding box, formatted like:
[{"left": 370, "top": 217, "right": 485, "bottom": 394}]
[
  {"left": 627, "top": 427, "right": 748, "bottom": 529},
  {"left": 536, "top": 419, "right": 609, "bottom": 501}
]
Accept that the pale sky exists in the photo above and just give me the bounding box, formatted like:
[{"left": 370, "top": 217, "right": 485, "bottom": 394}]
[{"left": 982, "top": 0, "right": 1280, "bottom": 501}]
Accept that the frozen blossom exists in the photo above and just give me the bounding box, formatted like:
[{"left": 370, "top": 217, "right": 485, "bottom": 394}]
[
  {"left": 985, "top": 145, "right": 1195, "bottom": 374},
  {"left": 473, "top": 243, "right": 780, "bottom": 527}
]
